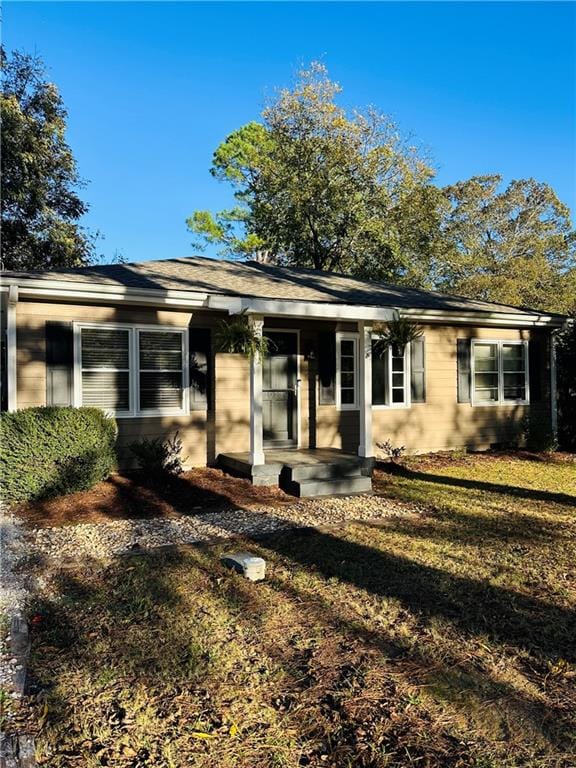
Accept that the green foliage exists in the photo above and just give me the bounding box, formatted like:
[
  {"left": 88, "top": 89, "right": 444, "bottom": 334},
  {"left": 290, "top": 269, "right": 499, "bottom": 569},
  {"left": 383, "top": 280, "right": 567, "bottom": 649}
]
[
  {"left": 188, "top": 64, "right": 575, "bottom": 316},
  {"left": 0, "top": 407, "right": 117, "bottom": 504},
  {"left": 214, "top": 315, "right": 272, "bottom": 359},
  {"left": 129, "top": 432, "right": 186, "bottom": 477},
  {"left": 556, "top": 321, "right": 576, "bottom": 450},
  {"left": 1, "top": 48, "right": 96, "bottom": 271},
  {"left": 188, "top": 62, "right": 438, "bottom": 279},
  {"left": 372, "top": 318, "right": 423, "bottom": 357},
  {"left": 376, "top": 439, "right": 406, "bottom": 460},
  {"left": 436, "top": 175, "right": 576, "bottom": 314}
]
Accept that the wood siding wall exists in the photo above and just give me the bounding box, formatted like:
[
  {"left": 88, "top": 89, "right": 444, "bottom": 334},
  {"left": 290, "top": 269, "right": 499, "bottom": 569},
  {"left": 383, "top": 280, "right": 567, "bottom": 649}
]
[{"left": 14, "top": 300, "right": 552, "bottom": 465}]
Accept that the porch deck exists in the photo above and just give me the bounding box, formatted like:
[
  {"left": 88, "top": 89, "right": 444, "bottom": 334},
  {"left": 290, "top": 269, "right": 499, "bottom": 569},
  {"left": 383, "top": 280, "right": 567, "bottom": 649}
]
[{"left": 217, "top": 448, "right": 373, "bottom": 498}]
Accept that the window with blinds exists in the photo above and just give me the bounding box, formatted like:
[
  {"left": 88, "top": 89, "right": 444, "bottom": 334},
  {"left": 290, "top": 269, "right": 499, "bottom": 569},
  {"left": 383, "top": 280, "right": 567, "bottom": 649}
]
[
  {"left": 78, "top": 325, "right": 187, "bottom": 416},
  {"left": 80, "top": 328, "right": 131, "bottom": 411},
  {"left": 138, "top": 331, "right": 184, "bottom": 411}
]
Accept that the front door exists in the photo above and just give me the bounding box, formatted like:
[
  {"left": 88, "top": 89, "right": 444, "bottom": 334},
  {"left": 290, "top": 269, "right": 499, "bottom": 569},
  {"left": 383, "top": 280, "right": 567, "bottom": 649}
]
[{"left": 263, "top": 331, "right": 298, "bottom": 448}]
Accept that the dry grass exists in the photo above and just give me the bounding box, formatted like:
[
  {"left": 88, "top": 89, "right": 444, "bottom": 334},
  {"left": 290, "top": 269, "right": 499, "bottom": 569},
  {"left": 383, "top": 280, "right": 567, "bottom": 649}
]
[{"left": 12, "top": 453, "right": 576, "bottom": 767}]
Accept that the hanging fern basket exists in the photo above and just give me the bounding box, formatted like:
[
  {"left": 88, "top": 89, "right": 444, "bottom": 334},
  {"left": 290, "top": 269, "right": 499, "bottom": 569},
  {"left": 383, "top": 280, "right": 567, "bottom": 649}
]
[
  {"left": 214, "top": 316, "right": 272, "bottom": 359},
  {"left": 373, "top": 318, "right": 423, "bottom": 358}
]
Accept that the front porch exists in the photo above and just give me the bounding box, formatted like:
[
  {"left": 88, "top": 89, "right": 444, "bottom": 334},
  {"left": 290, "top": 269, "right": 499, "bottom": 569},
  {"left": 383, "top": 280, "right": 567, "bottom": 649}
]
[{"left": 218, "top": 448, "right": 374, "bottom": 498}]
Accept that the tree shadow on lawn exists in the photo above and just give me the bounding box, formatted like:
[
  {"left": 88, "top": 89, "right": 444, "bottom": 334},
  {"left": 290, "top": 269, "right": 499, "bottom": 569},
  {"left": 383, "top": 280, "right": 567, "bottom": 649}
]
[
  {"left": 26, "top": 545, "right": 574, "bottom": 767},
  {"left": 381, "top": 463, "right": 576, "bottom": 508},
  {"left": 250, "top": 526, "right": 576, "bottom": 665}
]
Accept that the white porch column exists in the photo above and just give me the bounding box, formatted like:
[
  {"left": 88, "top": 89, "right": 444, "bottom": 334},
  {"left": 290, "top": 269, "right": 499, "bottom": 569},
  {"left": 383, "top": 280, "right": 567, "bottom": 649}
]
[
  {"left": 249, "top": 315, "right": 265, "bottom": 466},
  {"left": 358, "top": 320, "right": 373, "bottom": 458},
  {"left": 7, "top": 285, "right": 18, "bottom": 412}
]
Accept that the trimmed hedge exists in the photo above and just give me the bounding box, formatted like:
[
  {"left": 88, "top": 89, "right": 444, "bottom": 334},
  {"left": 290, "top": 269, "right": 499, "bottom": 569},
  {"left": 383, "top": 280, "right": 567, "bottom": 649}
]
[{"left": 0, "top": 407, "right": 118, "bottom": 505}]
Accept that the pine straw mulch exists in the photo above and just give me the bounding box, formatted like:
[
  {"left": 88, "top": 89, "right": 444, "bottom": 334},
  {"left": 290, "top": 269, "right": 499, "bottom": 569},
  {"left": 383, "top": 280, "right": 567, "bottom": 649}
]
[{"left": 19, "top": 468, "right": 294, "bottom": 529}]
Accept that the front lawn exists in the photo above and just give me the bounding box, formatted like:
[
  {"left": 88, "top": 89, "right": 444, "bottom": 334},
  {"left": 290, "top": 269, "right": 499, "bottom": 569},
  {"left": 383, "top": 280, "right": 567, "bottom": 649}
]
[{"left": 13, "top": 453, "right": 576, "bottom": 767}]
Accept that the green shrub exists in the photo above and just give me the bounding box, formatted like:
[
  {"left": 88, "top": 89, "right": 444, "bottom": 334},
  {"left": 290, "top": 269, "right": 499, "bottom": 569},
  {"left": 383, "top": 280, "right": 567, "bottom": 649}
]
[
  {"left": 129, "top": 432, "right": 185, "bottom": 477},
  {"left": 0, "top": 407, "right": 118, "bottom": 505}
]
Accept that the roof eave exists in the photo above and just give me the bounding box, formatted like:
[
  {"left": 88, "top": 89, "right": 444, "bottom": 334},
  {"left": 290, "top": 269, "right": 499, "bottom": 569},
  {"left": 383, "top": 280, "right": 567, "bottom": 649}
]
[{"left": 0, "top": 276, "right": 567, "bottom": 328}]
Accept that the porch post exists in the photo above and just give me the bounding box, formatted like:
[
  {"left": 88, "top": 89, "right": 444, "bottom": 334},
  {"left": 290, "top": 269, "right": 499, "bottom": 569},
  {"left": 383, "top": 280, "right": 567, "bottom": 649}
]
[
  {"left": 7, "top": 285, "right": 18, "bottom": 412},
  {"left": 249, "top": 315, "right": 265, "bottom": 466},
  {"left": 358, "top": 320, "right": 373, "bottom": 458}
]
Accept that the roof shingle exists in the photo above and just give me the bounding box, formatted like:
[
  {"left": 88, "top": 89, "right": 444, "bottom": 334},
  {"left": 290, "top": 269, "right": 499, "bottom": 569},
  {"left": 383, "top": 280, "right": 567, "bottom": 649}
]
[{"left": 1, "top": 256, "right": 560, "bottom": 317}]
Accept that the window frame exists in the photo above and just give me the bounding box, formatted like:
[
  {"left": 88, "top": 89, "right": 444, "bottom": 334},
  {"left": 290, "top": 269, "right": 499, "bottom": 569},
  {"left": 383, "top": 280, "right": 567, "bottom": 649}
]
[
  {"left": 73, "top": 322, "right": 189, "bottom": 418},
  {"left": 470, "top": 339, "right": 529, "bottom": 407},
  {"left": 335, "top": 332, "right": 359, "bottom": 411},
  {"left": 371, "top": 338, "right": 412, "bottom": 410}
]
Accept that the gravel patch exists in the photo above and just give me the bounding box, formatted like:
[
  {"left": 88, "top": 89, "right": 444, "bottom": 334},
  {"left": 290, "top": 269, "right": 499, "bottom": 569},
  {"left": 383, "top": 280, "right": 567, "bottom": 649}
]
[
  {"left": 0, "top": 505, "right": 36, "bottom": 709},
  {"left": 29, "top": 494, "right": 427, "bottom": 561}
]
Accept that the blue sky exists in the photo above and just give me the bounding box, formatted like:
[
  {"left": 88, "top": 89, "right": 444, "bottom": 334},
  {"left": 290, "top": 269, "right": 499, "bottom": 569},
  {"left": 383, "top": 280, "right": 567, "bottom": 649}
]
[{"left": 4, "top": 1, "right": 575, "bottom": 264}]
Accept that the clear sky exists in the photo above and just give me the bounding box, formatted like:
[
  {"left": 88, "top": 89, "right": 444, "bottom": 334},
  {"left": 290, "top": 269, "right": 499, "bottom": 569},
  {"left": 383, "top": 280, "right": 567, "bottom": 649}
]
[{"left": 4, "top": 1, "right": 575, "bottom": 264}]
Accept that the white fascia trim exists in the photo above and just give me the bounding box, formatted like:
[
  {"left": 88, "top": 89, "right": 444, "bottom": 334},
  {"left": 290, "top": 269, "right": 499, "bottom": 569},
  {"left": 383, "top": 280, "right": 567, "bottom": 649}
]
[
  {"left": 0, "top": 278, "right": 208, "bottom": 308},
  {"left": 207, "top": 295, "right": 398, "bottom": 322},
  {"left": 399, "top": 307, "right": 565, "bottom": 328}
]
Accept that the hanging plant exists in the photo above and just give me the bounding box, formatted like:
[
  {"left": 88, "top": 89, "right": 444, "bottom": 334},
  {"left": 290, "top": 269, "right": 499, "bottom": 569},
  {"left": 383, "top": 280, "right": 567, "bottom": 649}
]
[
  {"left": 215, "top": 314, "right": 273, "bottom": 359},
  {"left": 372, "top": 318, "right": 423, "bottom": 357}
]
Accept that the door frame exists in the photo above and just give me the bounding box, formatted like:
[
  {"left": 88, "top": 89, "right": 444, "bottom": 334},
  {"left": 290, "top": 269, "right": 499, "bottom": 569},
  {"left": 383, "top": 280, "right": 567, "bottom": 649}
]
[{"left": 263, "top": 328, "right": 301, "bottom": 450}]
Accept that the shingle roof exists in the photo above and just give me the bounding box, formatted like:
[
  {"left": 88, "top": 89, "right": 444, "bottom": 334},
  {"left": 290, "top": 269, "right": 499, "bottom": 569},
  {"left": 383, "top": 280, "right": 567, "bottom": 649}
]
[{"left": 1, "top": 255, "right": 558, "bottom": 317}]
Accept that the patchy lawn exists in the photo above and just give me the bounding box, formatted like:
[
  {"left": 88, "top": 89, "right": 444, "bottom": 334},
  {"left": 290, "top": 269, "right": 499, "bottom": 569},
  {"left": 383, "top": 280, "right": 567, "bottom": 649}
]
[{"left": 11, "top": 453, "right": 576, "bottom": 767}]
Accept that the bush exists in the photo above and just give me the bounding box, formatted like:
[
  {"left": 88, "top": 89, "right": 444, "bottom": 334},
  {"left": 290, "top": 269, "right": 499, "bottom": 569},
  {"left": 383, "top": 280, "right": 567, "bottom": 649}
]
[
  {"left": 0, "top": 407, "right": 118, "bottom": 505},
  {"left": 129, "top": 432, "right": 185, "bottom": 477}
]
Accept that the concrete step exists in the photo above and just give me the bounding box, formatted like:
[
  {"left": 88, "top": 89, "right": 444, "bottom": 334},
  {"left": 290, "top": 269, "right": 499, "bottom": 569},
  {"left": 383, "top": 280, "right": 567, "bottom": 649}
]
[
  {"left": 281, "top": 459, "right": 365, "bottom": 483},
  {"left": 281, "top": 474, "right": 373, "bottom": 498}
]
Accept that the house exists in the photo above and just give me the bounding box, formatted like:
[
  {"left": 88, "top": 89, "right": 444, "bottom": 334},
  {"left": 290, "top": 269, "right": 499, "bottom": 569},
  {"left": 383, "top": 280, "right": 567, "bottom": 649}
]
[{"left": 0, "top": 256, "right": 566, "bottom": 496}]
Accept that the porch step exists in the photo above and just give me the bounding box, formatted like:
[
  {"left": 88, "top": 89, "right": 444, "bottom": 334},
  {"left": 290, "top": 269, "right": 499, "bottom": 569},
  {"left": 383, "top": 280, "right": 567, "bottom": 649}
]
[
  {"left": 280, "top": 457, "right": 366, "bottom": 483},
  {"left": 280, "top": 474, "right": 373, "bottom": 498}
]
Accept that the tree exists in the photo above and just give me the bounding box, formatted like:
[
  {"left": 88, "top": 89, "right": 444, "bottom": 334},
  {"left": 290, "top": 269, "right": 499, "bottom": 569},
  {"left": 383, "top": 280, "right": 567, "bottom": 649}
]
[
  {"left": 436, "top": 175, "right": 576, "bottom": 314},
  {"left": 188, "top": 63, "right": 439, "bottom": 283},
  {"left": 1, "top": 48, "right": 95, "bottom": 271}
]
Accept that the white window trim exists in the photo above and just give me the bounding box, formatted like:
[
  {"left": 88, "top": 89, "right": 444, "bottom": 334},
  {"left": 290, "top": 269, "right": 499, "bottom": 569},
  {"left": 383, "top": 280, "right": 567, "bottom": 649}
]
[
  {"left": 470, "top": 339, "right": 529, "bottom": 407},
  {"left": 73, "top": 322, "right": 189, "bottom": 418},
  {"left": 371, "top": 339, "right": 412, "bottom": 411},
  {"left": 336, "top": 332, "right": 359, "bottom": 411}
]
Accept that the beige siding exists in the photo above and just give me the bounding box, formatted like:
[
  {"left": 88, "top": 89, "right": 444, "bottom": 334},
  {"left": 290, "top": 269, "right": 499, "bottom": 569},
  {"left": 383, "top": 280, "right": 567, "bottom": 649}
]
[
  {"left": 371, "top": 324, "right": 548, "bottom": 453},
  {"left": 16, "top": 300, "right": 208, "bottom": 467},
  {"left": 14, "top": 299, "right": 553, "bottom": 465},
  {"left": 214, "top": 353, "right": 251, "bottom": 456}
]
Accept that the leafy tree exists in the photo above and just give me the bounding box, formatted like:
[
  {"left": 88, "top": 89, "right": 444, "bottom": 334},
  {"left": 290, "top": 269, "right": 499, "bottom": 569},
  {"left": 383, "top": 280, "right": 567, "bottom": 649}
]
[
  {"left": 188, "top": 63, "right": 440, "bottom": 283},
  {"left": 436, "top": 175, "right": 576, "bottom": 314},
  {"left": 1, "top": 48, "right": 95, "bottom": 271}
]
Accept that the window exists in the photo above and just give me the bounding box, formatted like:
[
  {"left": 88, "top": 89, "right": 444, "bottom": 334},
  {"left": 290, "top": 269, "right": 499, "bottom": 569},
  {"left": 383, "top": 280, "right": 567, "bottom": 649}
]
[
  {"left": 80, "top": 328, "right": 131, "bottom": 412},
  {"left": 371, "top": 341, "right": 410, "bottom": 408},
  {"left": 471, "top": 341, "right": 528, "bottom": 405},
  {"left": 75, "top": 324, "right": 188, "bottom": 416},
  {"left": 336, "top": 334, "right": 358, "bottom": 409},
  {"left": 138, "top": 331, "right": 184, "bottom": 411}
]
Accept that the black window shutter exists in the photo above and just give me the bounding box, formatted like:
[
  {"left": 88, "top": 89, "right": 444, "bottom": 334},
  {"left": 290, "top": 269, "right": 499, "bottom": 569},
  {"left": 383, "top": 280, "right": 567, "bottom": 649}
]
[
  {"left": 457, "top": 338, "right": 471, "bottom": 403},
  {"left": 46, "top": 321, "right": 74, "bottom": 406},
  {"left": 410, "top": 338, "right": 426, "bottom": 403},
  {"left": 528, "top": 338, "right": 544, "bottom": 402},
  {"left": 318, "top": 331, "right": 336, "bottom": 405},
  {"left": 190, "top": 328, "right": 212, "bottom": 410}
]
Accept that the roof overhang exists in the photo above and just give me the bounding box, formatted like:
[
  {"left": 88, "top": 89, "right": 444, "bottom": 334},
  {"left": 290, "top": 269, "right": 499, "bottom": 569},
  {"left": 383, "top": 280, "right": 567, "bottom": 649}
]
[
  {"left": 206, "top": 295, "right": 398, "bottom": 322},
  {"left": 0, "top": 277, "right": 208, "bottom": 308},
  {"left": 0, "top": 276, "right": 567, "bottom": 328}
]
